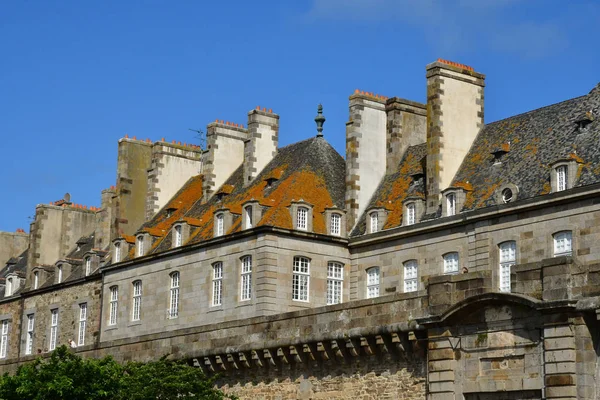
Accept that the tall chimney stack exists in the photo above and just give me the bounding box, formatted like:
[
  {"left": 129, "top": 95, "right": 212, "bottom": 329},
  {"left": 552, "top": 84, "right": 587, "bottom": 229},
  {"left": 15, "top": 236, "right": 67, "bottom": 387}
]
[{"left": 243, "top": 107, "right": 279, "bottom": 185}]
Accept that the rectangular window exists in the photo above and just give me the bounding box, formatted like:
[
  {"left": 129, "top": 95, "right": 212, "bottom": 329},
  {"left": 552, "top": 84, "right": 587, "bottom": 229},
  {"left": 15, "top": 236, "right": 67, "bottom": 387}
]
[
  {"left": 49, "top": 309, "right": 58, "bottom": 351},
  {"left": 406, "top": 203, "right": 416, "bottom": 225},
  {"left": 33, "top": 271, "right": 39, "bottom": 290},
  {"left": 0, "top": 320, "right": 8, "bottom": 358},
  {"left": 553, "top": 231, "right": 572, "bottom": 256},
  {"left": 245, "top": 206, "right": 253, "bottom": 229},
  {"left": 326, "top": 262, "right": 343, "bottom": 305},
  {"left": 169, "top": 273, "right": 180, "bottom": 319},
  {"left": 109, "top": 286, "right": 118, "bottom": 326},
  {"left": 78, "top": 303, "right": 87, "bottom": 346},
  {"left": 297, "top": 207, "right": 308, "bottom": 230},
  {"left": 137, "top": 236, "right": 144, "bottom": 257},
  {"left": 367, "top": 267, "right": 380, "bottom": 299},
  {"left": 370, "top": 213, "right": 378, "bottom": 233},
  {"left": 292, "top": 257, "right": 310, "bottom": 302},
  {"left": 556, "top": 166, "right": 567, "bottom": 192},
  {"left": 404, "top": 260, "right": 418, "bottom": 293},
  {"left": 447, "top": 193, "right": 456, "bottom": 216},
  {"left": 85, "top": 257, "right": 91, "bottom": 276},
  {"left": 330, "top": 213, "right": 341, "bottom": 236},
  {"left": 25, "top": 314, "right": 34, "bottom": 355},
  {"left": 174, "top": 225, "right": 182, "bottom": 247},
  {"left": 240, "top": 256, "right": 252, "bottom": 301},
  {"left": 132, "top": 281, "right": 142, "bottom": 321},
  {"left": 499, "top": 242, "right": 516, "bottom": 293},
  {"left": 216, "top": 214, "right": 224, "bottom": 236},
  {"left": 114, "top": 243, "right": 121, "bottom": 263},
  {"left": 212, "top": 262, "right": 223, "bottom": 306},
  {"left": 443, "top": 253, "right": 459, "bottom": 274},
  {"left": 57, "top": 266, "right": 63, "bottom": 284}
]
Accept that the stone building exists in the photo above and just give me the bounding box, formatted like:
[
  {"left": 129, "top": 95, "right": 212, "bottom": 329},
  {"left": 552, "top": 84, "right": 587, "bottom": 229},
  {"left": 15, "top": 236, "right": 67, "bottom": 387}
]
[{"left": 0, "top": 59, "right": 599, "bottom": 399}]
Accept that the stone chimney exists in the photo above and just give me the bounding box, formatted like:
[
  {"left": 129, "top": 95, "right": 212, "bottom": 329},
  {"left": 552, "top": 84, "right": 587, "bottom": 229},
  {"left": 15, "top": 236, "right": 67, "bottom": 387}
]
[
  {"left": 96, "top": 186, "right": 116, "bottom": 250},
  {"left": 202, "top": 121, "right": 248, "bottom": 200},
  {"left": 425, "top": 59, "right": 485, "bottom": 213},
  {"left": 385, "top": 97, "right": 427, "bottom": 173},
  {"left": 345, "top": 90, "right": 388, "bottom": 230},
  {"left": 243, "top": 107, "right": 279, "bottom": 185}
]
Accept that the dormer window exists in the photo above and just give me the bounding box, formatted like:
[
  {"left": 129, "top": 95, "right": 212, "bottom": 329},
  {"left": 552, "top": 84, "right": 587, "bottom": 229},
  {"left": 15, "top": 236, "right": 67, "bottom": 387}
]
[
  {"left": 85, "top": 256, "right": 91, "bottom": 276},
  {"left": 370, "top": 212, "right": 379, "bottom": 233},
  {"left": 406, "top": 203, "right": 416, "bottom": 225},
  {"left": 213, "top": 209, "right": 232, "bottom": 238},
  {"left": 33, "top": 271, "right": 39, "bottom": 290},
  {"left": 245, "top": 206, "right": 253, "bottom": 229},
  {"left": 297, "top": 207, "right": 308, "bottom": 231},
  {"left": 174, "top": 225, "right": 182, "bottom": 247},
  {"left": 330, "top": 213, "right": 341, "bottom": 236},
  {"left": 5, "top": 278, "right": 12, "bottom": 297},
  {"left": 57, "top": 265, "right": 63, "bottom": 284},
  {"left": 136, "top": 236, "right": 144, "bottom": 257},
  {"left": 446, "top": 193, "right": 456, "bottom": 216},
  {"left": 165, "top": 207, "right": 177, "bottom": 218},
  {"left": 114, "top": 242, "right": 121, "bottom": 263},
  {"left": 216, "top": 213, "right": 224, "bottom": 237},
  {"left": 556, "top": 165, "right": 567, "bottom": 192}
]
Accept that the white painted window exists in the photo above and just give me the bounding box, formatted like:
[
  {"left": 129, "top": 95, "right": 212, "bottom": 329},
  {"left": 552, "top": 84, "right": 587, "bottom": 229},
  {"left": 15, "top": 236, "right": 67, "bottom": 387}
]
[
  {"left": 240, "top": 256, "right": 252, "bottom": 301},
  {"left": 212, "top": 262, "right": 223, "bottom": 306},
  {"left": 85, "top": 257, "right": 91, "bottom": 276},
  {"left": 297, "top": 207, "right": 308, "bottom": 231},
  {"left": 330, "top": 213, "right": 341, "bottom": 236},
  {"left": 132, "top": 281, "right": 142, "bottom": 321},
  {"left": 556, "top": 165, "right": 567, "bottom": 192},
  {"left": 78, "top": 303, "right": 87, "bottom": 346},
  {"left": 406, "top": 203, "right": 416, "bottom": 225},
  {"left": 114, "top": 242, "right": 121, "bottom": 263},
  {"left": 326, "top": 262, "right": 343, "bottom": 305},
  {"left": 174, "top": 225, "right": 182, "bottom": 247},
  {"left": 0, "top": 320, "right": 8, "bottom": 358},
  {"left": 404, "top": 260, "right": 418, "bottom": 293},
  {"left": 216, "top": 214, "right": 224, "bottom": 237},
  {"left": 447, "top": 193, "right": 456, "bottom": 216},
  {"left": 370, "top": 212, "right": 379, "bottom": 233},
  {"left": 553, "top": 231, "right": 572, "bottom": 256},
  {"left": 33, "top": 271, "right": 39, "bottom": 290},
  {"left": 109, "top": 286, "right": 118, "bottom": 326},
  {"left": 292, "top": 257, "right": 310, "bottom": 302},
  {"left": 25, "top": 314, "right": 34, "bottom": 355},
  {"left": 245, "top": 206, "right": 253, "bottom": 229},
  {"left": 366, "top": 267, "right": 380, "bottom": 299},
  {"left": 5, "top": 278, "right": 12, "bottom": 297},
  {"left": 49, "top": 309, "right": 58, "bottom": 351},
  {"left": 443, "top": 252, "right": 459, "bottom": 274},
  {"left": 499, "top": 241, "right": 516, "bottom": 293},
  {"left": 57, "top": 265, "right": 63, "bottom": 284},
  {"left": 169, "top": 272, "right": 180, "bottom": 319},
  {"left": 137, "top": 236, "right": 144, "bottom": 257}
]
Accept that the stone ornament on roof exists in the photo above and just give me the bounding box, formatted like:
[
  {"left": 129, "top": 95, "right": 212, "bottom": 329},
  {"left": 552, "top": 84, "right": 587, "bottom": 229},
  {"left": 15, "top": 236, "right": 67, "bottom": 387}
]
[{"left": 315, "top": 104, "right": 325, "bottom": 137}]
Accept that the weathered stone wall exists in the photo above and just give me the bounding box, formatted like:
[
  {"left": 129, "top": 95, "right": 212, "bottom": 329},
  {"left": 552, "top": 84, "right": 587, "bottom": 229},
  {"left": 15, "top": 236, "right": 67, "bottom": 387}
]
[
  {"left": 0, "top": 298, "right": 23, "bottom": 362},
  {"left": 243, "top": 109, "right": 278, "bottom": 185},
  {"left": 385, "top": 97, "right": 427, "bottom": 173}
]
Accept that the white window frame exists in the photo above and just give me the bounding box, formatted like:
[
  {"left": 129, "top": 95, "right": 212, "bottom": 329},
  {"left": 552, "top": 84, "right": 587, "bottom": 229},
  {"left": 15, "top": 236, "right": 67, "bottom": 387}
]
[
  {"left": 370, "top": 212, "right": 379, "bottom": 233},
  {"left": 499, "top": 241, "right": 516, "bottom": 293},
  {"left": 137, "top": 236, "right": 144, "bottom": 257},
  {"left": 169, "top": 272, "right": 180, "bottom": 319},
  {"left": 296, "top": 207, "right": 308, "bottom": 231},
  {"left": 57, "top": 265, "right": 63, "bottom": 284},
  {"left": 174, "top": 225, "right": 182, "bottom": 247},
  {"left": 292, "top": 257, "right": 310, "bottom": 302},
  {"left": 245, "top": 206, "right": 253, "bottom": 229},
  {"left": 85, "top": 256, "right": 91, "bottom": 276},
  {"left": 33, "top": 271, "right": 39, "bottom": 290},
  {"left": 553, "top": 231, "right": 573, "bottom": 257},
  {"left": 216, "top": 213, "right": 224, "bottom": 237},
  {"left": 443, "top": 252, "right": 459, "bottom": 274},
  {"left": 25, "top": 314, "right": 34, "bottom": 355},
  {"left": 78, "top": 303, "right": 87, "bottom": 346},
  {"left": 114, "top": 242, "right": 121, "bottom": 263},
  {"left": 49, "top": 309, "right": 58, "bottom": 351},
  {"left": 556, "top": 165, "right": 567, "bottom": 192},
  {"left": 330, "top": 213, "right": 341, "bottom": 236},
  {"left": 447, "top": 193, "right": 456, "bottom": 216},
  {"left": 212, "top": 262, "right": 223, "bottom": 306},
  {"left": 406, "top": 203, "right": 416, "bottom": 225},
  {"left": 132, "top": 281, "right": 142, "bottom": 321},
  {"left": 109, "top": 286, "right": 118, "bottom": 326},
  {"left": 366, "top": 267, "right": 380, "bottom": 299},
  {"left": 0, "top": 320, "right": 8, "bottom": 358},
  {"left": 5, "top": 278, "right": 12, "bottom": 297},
  {"left": 240, "top": 256, "right": 252, "bottom": 301},
  {"left": 403, "top": 260, "right": 418, "bottom": 293},
  {"left": 326, "top": 262, "right": 343, "bottom": 305}
]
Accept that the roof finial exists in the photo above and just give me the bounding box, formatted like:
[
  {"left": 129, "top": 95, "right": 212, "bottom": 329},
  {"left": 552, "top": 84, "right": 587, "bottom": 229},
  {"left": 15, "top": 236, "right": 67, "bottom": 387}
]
[{"left": 315, "top": 104, "right": 325, "bottom": 137}]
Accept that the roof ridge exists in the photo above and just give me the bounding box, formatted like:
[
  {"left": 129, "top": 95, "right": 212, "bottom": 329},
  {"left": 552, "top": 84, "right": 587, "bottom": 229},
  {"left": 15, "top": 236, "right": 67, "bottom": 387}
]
[{"left": 486, "top": 94, "right": 586, "bottom": 127}]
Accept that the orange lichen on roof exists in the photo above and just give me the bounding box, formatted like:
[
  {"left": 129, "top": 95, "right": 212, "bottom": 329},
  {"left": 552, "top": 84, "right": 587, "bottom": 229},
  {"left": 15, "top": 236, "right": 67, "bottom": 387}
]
[
  {"left": 142, "top": 227, "right": 166, "bottom": 237},
  {"left": 569, "top": 152, "right": 584, "bottom": 163},
  {"left": 264, "top": 167, "right": 285, "bottom": 181},
  {"left": 148, "top": 175, "right": 204, "bottom": 232},
  {"left": 501, "top": 142, "right": 511, "bottom": 152},
  {"left": 182, "top": 217, "right": 203, "bottom": 227},
  {"left": 453, "top": 181, "right": 474, "bottom": 191},
  {"left": 540, "top": 181, "right": 552, "bottom": 195},
  {"left": 464, "top": 181, "right": 500, "bottom": 210},
  {"left": 121, "top": 235, "right": 136, "bottom": 244},
  {"left": 217, "top": 184, "right": 235, "bottom": 195}
]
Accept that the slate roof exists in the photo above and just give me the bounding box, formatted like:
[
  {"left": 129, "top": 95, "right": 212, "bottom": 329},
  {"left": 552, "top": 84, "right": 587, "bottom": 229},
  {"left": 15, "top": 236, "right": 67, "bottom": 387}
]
[
  {"left": 120, "top": 136, "right": 346, "bottom": 259},
  {"left": 0, "top": 250, "right": 28, "bottom": 297}
]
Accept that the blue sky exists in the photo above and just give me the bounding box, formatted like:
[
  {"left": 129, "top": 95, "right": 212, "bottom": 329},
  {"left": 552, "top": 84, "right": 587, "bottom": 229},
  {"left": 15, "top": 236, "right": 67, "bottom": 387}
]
[{"left": 1, "top": 0, "right": 599, "bottom": 232}]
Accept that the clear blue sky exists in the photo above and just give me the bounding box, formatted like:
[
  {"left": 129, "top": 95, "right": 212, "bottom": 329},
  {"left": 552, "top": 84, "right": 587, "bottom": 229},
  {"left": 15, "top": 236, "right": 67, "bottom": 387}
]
[{"left": 1, "top": 0, "right": 598, "bottom": 232}]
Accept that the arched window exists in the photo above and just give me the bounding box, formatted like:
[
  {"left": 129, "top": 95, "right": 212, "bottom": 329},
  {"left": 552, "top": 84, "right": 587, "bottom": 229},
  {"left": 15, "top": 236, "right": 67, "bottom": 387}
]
[
  {"left": 168, "top": 272, "right": 180, "bottom": 319},
  {"left": 114, "top": 242, "right": 121, "bottom": 263},
  {"left": 499, "top": 241, "right": 516, "bottom": 292},
  {"left": 446, "top": 193, "right": 456, "bottom": 216},
  {"left": 292, "top": 256, "right": 310, "bottom": 302},
  {"left": 174, "top": 225, "right": 182, "bottom": 247},
  {"left": 85, "top": 256, "right": 91, "bottom": 276},
  {"left": 403, "top": 260, "right": 418, "bottom": 293},
  {"left": 370, "top": 212, "right": 379, "bottom": 233},
  {"left": 5, "top": 277, "right": 12, "bottom": 297},
  {"left": 215, "top": 213, "right": 224, "bottom": 237},
  {"left": 136, "top": 236, "right": 144, "bottom": 257},
  {"left": 57, "top": 265, "right": 63, "bottom": 284},
  {"left": 443, "top": 252, "right": 459, "bottom": 274},
  {"left": 245, "top": 206, "right": 253, "bottom": 229},
  {"left": 553, "top": 231, "right": 572, "bottom": 256},
  {"left": 33, "top": 271, "right": 39, "bottom": 290},
  {"left": 366, "top": 267, "right": 380, "bottom": 299}
]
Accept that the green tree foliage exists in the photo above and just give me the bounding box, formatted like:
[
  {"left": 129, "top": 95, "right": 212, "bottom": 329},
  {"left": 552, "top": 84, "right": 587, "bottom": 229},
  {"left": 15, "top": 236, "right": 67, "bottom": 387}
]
[{"left": 0, "top": 346, "right": 235, "bottom": 400}]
